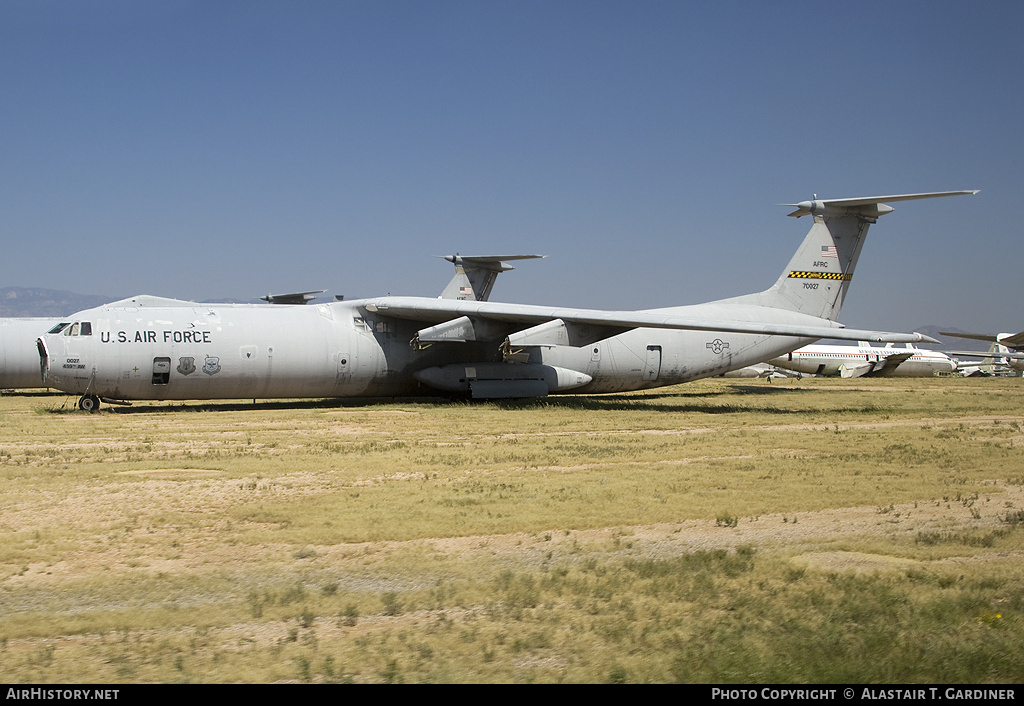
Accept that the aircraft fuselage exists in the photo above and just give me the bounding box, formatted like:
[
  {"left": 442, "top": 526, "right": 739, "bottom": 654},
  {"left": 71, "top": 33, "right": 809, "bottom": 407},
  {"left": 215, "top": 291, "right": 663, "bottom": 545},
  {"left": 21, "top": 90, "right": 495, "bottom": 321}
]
[
  {"left": 37, "top": 297, "right": 816, "bottom": 403},
  {"left": 768, "top": 345, "right": 956, "bottom": 378}
]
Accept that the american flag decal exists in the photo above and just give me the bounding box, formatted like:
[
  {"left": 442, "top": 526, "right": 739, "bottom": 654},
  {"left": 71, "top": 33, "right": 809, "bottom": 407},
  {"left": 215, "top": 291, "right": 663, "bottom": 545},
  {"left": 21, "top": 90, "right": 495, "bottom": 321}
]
[
  {"left": 459, "top": 286, "right": 472, "bottom": 295},
  {"left": 821, "top": 245, "right": 838, "bottom": 258}
]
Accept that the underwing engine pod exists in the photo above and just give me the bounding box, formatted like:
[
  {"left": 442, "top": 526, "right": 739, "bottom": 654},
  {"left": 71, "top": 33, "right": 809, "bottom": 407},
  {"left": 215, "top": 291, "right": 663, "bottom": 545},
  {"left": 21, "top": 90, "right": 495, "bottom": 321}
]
[{"left": 414, "top": 363, "right": 592, "bottom": 399}]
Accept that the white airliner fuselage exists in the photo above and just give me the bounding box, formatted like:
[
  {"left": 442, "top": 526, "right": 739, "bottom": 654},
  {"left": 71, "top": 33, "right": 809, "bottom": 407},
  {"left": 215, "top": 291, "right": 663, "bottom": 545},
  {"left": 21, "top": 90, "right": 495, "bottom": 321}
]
[{"left": 768, "top": 343, "right": 956, "bottom": 378}]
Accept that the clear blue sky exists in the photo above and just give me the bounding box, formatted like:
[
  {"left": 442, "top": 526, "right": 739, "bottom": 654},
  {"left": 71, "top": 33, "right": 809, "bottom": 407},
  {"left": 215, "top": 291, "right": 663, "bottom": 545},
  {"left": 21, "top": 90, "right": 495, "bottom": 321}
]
[{"left": 2, "top": 0, "right": 1019, "bottom": 334}]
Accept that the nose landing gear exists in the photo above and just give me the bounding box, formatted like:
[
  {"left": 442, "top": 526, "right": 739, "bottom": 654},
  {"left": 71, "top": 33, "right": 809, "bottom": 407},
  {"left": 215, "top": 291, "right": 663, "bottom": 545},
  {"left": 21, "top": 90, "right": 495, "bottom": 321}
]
[{"left": 78, "top": 395, "right": 101, "bottom": 412}]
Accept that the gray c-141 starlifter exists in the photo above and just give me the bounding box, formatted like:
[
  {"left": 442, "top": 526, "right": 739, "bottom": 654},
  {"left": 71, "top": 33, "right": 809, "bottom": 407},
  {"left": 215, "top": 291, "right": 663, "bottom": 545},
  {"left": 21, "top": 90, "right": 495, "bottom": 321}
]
[{"left": 37, "top": 190, "right": 976, "bottom": 410}]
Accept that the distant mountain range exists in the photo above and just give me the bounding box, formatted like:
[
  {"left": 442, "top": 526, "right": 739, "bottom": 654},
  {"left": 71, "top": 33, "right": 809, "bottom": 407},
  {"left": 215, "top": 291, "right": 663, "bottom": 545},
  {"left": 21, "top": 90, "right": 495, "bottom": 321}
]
[
  {"left": 0, "top": 287, "right": 257, "bottom": 318},
  {"left": 0, "top": 287, "right": 121, "bottom": 318}
]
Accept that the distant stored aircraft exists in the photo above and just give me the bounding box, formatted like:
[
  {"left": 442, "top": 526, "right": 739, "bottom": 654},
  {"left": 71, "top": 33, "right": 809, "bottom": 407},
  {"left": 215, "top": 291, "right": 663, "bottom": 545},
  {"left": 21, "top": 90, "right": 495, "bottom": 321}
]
[
  {"left": 720, "top": 363, "right": 793, "bottom": 379},
  {"left": 767, "top": 342, "right": 957, "bottom": 378},
  {"left": 940, "top": 330, "right": 1024, "bottom": 376},
  {"left": 36, "top": 191, "right": 975, "bottom": 410},
  {"left": 1, "top": 318, "right": 59, "bottom": 389}
]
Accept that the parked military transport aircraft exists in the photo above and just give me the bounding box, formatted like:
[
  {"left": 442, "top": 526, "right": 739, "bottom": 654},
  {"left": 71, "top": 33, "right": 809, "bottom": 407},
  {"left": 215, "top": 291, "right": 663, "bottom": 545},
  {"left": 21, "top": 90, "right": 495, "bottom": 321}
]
[
  {"left": 1, "top": 256, "right": 535, "bottom": 391},
  {"left": 768, "top": 342, "right": 957, "bottom": 378},
  {"left": 36, "top": 191, "right": 975, "bottom": 410}
]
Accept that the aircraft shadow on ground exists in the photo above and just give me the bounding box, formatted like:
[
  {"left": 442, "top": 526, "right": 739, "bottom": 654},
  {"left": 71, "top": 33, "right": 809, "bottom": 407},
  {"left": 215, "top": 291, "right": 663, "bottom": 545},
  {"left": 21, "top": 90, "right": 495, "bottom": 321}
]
[
  {"left": 2, "top": 389, "right": 65, "bottom": 398},
  {"left": 38, "top": 383, "right": 808, "bottom": 416},
  {"left": 517, "top": 386, "right": 806, "bottom": 414}
]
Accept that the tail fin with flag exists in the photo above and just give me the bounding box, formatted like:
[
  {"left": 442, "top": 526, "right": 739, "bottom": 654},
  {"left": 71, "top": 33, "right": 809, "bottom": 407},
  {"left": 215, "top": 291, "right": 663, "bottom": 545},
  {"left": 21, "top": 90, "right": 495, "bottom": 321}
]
[
  {"left": 731, "top": 191, "right": 977, "bottom": 320},
  {"left": 438, "top": 254, "right": 544, "bottom": 302}
]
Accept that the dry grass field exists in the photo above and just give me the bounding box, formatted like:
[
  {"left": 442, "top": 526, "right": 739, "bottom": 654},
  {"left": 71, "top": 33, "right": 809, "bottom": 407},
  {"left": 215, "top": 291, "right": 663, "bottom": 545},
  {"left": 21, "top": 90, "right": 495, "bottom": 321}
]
[{"left": 1, "top": 376, "right": 1022, "bottom": 683}]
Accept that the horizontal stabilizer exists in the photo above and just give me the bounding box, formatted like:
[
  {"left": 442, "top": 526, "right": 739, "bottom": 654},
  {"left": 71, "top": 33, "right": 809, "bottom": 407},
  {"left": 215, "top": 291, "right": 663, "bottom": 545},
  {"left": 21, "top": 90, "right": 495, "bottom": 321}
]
[
  {"left": 442, "top": 254, "right": 545, "bottom": 266},
  {"left": 784, "top": 190, "right": 977, "bottom": 218},
  {"left": 260, "top": 290, "right": 326, "bottom": 305},
  {"left": 840, "top": 363, "right": 875, "bottom": 378}
]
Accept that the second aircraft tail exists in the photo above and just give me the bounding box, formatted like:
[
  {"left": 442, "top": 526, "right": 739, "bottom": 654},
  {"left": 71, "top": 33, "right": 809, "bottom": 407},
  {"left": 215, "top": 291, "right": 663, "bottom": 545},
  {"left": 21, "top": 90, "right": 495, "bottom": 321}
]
[{"left": 438, "top": 254, "right": 544, "bottom": 302}]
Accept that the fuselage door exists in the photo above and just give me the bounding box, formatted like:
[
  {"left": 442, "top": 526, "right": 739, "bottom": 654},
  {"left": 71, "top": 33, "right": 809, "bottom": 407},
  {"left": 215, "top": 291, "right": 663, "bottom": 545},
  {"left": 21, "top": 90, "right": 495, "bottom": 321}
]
[
  {"left": 644, "top": 345, "right": 662, "bottom": 381},
  {"left": 153, "top": 357, "right": 171, "bottom": 385}
]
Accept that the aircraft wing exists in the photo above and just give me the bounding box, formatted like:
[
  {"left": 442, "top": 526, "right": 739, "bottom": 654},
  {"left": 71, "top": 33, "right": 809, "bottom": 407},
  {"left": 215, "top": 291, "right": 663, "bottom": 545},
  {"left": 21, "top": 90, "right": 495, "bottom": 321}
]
[
  {"left": 940, "top": 331, "right": 1024, "bottom": 349},
  {"left": 860, "top": 351, "right": 915, "bottom": 377},
  {"left": 363, "top": 296, "right": 939, "bottom": 345},
  {"left": 940, "top": 332, "right": 998, "bottom": 344},
  {"left": 874, "top": 351, "right": 915, "bottom": 368},
  {"left": 945, "top": 350, "right": 1024, "bottom": 360}
]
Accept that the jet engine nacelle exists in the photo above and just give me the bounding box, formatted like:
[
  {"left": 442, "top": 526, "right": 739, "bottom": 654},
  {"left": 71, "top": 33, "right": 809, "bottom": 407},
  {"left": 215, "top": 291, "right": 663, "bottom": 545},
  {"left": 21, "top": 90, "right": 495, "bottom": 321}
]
[{"left": 414, "top": 363, "right": 592, "bottom": 399}]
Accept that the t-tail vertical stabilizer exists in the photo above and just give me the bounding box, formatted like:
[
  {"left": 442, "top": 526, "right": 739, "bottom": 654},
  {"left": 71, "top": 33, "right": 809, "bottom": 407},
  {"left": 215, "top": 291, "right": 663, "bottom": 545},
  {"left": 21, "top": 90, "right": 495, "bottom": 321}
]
[
  {"left": 733, "top": 191, "right": 977, "bottom": 320},
  {"left": 439, "top": 254, "right": 545, "bottom": 302}
]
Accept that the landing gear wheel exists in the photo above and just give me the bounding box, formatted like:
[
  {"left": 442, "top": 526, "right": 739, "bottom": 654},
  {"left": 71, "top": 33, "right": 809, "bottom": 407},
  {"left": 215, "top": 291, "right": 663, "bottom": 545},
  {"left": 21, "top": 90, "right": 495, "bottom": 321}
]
[{"left": 78, "top": 395, "right": 100, "bottom": 412}]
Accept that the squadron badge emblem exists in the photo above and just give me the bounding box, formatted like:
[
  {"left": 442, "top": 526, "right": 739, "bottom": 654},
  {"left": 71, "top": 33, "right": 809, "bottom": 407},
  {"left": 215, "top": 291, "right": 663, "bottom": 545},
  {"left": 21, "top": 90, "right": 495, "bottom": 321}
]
[
  {"left": 202, "top": 356, "right": 221, "bottom": 376},
  {"left": 177, "top": 357, "right": 196, "bottom": 376}
]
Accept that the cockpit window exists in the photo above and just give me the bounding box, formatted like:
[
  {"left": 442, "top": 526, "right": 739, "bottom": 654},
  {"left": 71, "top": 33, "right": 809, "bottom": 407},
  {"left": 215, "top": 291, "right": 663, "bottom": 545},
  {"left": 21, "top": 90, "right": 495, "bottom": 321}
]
[
  {"left": 58, "top": 321, "right": 94, "bottom": 336},
  {"left": 47, "top": 322, "right": 71, "bottom": 335}
]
